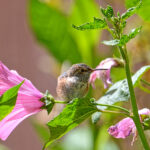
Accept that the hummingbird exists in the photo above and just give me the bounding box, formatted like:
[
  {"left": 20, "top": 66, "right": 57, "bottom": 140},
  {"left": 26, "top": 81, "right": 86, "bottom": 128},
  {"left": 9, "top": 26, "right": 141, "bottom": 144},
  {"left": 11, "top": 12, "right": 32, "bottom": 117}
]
[{"left": 56, "top": 63, "right": 106, "bottom": 102}]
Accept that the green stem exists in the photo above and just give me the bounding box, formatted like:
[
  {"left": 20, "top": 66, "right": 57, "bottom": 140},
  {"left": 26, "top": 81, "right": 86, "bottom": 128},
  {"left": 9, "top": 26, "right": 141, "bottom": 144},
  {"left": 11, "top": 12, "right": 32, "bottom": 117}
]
[
  {"left": 54, "top": 100, "right": 68, "bottom": 104},
  {"left": 98, "top": 109, "right": 129, "bottom": 117},
  {"left": 119, "top": 46, "right": 150, "bottom": 150},
  {"left": 95, "top": 103, "right": 130, "bottom": 114}
]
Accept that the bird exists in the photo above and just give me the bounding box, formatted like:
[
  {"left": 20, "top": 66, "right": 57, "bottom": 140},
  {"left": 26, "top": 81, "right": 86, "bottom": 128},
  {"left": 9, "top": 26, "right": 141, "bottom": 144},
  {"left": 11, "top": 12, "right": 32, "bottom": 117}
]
[{"left": 56, "top": 63, "right": 106, "bottom": 102}]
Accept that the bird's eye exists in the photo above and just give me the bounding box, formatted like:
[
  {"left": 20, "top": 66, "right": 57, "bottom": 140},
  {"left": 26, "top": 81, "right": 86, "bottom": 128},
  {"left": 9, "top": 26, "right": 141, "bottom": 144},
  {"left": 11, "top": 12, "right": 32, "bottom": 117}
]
[{"left": 81, "top": 69, "right": 85, "bottom": 72}]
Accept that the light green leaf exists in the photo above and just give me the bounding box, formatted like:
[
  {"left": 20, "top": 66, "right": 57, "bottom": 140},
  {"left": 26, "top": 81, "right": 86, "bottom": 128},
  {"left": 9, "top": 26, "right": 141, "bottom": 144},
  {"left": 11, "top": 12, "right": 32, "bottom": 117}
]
[
  {"left": 132, "top": 65, "right": 150, "bottom": 87},
  {"left": 44, "top": 98, "right": 98, "bottom": 149},
  {"left": 0, "top": 81, "right": 24, "bottom": 121},
  {"left": 29, "top": 0, "right": 81, "bottom": 64},
  {"left": 101, "top": 5, "right": 114, "bottom": 18},
  {"left": 102, "top": 27, "right": 141, "bottom": 46},
  {"left": 72, "top": 18, "right": 107, "bottom": 31},
  {"left": 102, "top": 39, "right": 120, "bottom": 46},
  {"left": 122, "top": 1, "right": 142, "bottom": 20},
  {"left": 92, "top": 65, "right": 150, "bottom": 123},
  {"left": 126, "top": 0, "right": 150, "bottom": 22},
  {"left": 70, "top": 0, "right": 102, "bottom": 65}
]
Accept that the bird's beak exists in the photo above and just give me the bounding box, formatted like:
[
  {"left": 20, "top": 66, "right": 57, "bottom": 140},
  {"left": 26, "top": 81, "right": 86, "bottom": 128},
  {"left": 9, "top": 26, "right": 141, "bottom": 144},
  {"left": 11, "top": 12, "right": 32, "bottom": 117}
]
[{"left": 91, "top": 68, "right": 108, "bottom": 72}]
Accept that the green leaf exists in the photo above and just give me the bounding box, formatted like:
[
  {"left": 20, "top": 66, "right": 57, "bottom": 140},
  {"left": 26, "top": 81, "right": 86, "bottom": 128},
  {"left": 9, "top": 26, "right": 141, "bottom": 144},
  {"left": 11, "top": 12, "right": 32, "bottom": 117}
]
[
  {"left": 29, "top": 0, "right": 81, "bottom": 64},
  {"left": 70, "top": 0, "right": 102, "bottom": 65},
  {"left": 92, "top": 65, "right": 150, "bottom": 123},
  {"left": 0, "top": 81, "right": 24, "bottom": 121},
  {"left": 44, "top": 98, "right": 98, "bottom": 149},
  {"left": 102, "top": 27, "right": 141, "bottom": 46},
  {"left": 143, "top": 118, "right": 150, "bottom": 130},
  {"left": 72, "top": 17, "right": 107, "bottom": 31},
  {"left": 101, "top": 5, "right": 114, "bottom": 18},
  {"left": 121, "top": 1, "right": 142, "bottom": 20},
  {"left": 126, "top": 0, "right": 150, "bottom": 22},
  {"left": 102, "top": 39, "right": 120, "bottom": 46},
  {"left": 132, "top": 65, "right": 150, "bottom": 87}
]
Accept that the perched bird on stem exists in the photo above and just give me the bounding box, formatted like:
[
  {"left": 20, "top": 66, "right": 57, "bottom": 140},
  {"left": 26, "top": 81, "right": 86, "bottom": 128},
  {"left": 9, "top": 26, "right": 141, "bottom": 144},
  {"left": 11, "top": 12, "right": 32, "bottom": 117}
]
[{"left": 56, "top": 63, "right": 106, "bottom": 102}]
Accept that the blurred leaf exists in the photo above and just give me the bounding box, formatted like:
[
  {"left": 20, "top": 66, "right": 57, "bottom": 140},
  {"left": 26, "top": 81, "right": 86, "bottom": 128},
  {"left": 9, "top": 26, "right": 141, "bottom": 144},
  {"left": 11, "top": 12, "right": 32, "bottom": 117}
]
[
  {"left": 0, "top": 81, "right": 23, "bottom": 121},
  {"left": 101, "top": 5, "right": 114, "bottom": 19},
  {"left": 72, "top": 18, "right": 107, "bottom": 30},
  {"left": 92, "top": 65, "right": 150, "bottom": 123},
  {"left": 70, "top": 0, "right": 102, "bottom": 66},
  {"left": 29, "top": 0, "right": 81, "bottom": 64},
  {"left": 61, "top": 127, "right": 93, "bottom": 150},
  {"left": 44, "top": 98, "right": 98, "bottom": 149},
  {"left": 126, "top": 0, "right": 150, "bottom": 22},
  {"left": 102, "top": 27, "right": 141, "bottom": 46},
  {"left": 122, "top": 1, "right": 142, "bottom": 20},
  {"left": 33, "top": 122, "right": 49, "bottom": 142}
]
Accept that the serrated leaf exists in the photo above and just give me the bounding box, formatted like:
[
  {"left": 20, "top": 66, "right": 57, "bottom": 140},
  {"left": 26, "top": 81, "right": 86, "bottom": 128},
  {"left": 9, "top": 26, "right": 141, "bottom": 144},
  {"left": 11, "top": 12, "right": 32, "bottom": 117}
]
[
  {"left": 92, "top": 65, "right": 150, "bottom": 123},
  {"left": 44, "top": 98, "right": 98, "bottom": 149},
  {"left": 72, "top": 17, "right": 107, "bottom": 31},
  {"left": 29, "top": 0, "right": 81, "bottom": 64},
  {"left": 0, "top": 81, "right": 24, "bottom": 121},
  {"left": 122, "top": 1, "right": 142, "bottom": 20},
  {"left": 102, "top": 27, "right": 141, "bottom": 46},
  {"left": 126, "top": 0, "right": 150, "bottom": 22},
  {"left": 101, "top": 5, "right": 114, "bottom": 18}
]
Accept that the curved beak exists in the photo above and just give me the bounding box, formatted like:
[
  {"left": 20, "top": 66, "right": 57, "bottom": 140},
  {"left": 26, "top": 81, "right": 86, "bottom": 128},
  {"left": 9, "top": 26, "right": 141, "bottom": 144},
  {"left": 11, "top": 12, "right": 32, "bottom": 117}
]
[{"left": 91, "top": 68, "right": 108, "bottom": 72}]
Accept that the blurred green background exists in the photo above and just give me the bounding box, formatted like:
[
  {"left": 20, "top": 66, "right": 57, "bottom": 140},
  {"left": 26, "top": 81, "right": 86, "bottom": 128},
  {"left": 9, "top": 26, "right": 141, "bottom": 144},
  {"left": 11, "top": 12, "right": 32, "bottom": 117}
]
[{"left": 0, "top": 0, "right": 150, "bottom": 150}]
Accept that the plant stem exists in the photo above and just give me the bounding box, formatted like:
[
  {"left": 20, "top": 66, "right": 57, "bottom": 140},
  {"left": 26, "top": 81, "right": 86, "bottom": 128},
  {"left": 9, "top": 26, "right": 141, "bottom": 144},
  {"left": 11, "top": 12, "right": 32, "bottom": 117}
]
[
  {"left": 54, "top": 100, "right": 68, "bottom": 104},
  {"left": 95, "top": 103, "right": 130, "bottom": 114},
  {"left": 119, "top": 46, "right": 150, "bottom": 150},
  {"left": 98, "top": 109, "right": 129, "bottom": 117}
]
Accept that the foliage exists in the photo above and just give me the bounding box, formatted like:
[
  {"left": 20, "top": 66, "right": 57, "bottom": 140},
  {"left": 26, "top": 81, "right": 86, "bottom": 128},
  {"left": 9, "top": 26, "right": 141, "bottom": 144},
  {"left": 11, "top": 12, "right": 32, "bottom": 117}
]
[
  {"left": 92, "top": 65, "right": 150, "bottom": 123},
  {"left": 29, "top": 0, "right": 101, "bottom": 65},
  {"left": 102, "top": 27, "right": 141, "bottom": 46},
  {"left": 44, "top": 98, "right": 98, "bottom": 149},
  {"left": 126, "top": 0, "right": 150, "bottom": 22},
  {"left": 0, "top": 81, "right": 23, "bottom": 121},
  {"left": 72, "top": 18, "right": 107, "bottom": 30}
]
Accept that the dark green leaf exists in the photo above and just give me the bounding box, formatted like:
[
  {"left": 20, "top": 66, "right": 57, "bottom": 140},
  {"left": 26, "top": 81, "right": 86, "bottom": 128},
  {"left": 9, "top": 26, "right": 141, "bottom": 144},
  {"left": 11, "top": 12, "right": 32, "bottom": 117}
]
[
  {"left": 143, "top": 118, "right": 150, "bottom": 130},
  {"left": 92, "top": 65, "right": 150, "bottom": 123},
  {"left": 44, "top": 98, "right": 98, "bottom": 149},
  {"left": 122, "top": 1, "right": 142, "bottom": 20},
  {"left": 101, "top": 5, "right": 114, "bottom": 18},
  {"left": 126, "top": 0, "right": 150, "bottom": 22},
  {"left": 102, "top": 27, "right": 141, "bottom": 46},
  {"left": 0, "top": 81, "right": 24, "bottom": 121},
  {"left": 72, "top": 17, "right": 107, "bottom": 30},
  {"left": 29, "top": 0, "right": 81, "bottom": 64}
]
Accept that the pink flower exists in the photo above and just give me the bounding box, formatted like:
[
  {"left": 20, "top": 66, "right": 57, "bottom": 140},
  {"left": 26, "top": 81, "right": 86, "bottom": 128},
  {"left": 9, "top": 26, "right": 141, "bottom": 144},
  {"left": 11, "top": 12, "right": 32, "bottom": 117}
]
[
  {"left": 108, "top": 108, "right": 150, "bottom": 145},
  {"left": 0, "top": 61, "right": 44, "bottom": 141},
  {"left": 89, "top": 58, "right": 123, "bottom": 89}
]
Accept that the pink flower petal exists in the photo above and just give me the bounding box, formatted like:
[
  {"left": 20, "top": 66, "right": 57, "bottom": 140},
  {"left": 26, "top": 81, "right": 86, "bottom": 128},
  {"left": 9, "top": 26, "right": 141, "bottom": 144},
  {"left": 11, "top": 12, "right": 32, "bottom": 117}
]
[
  {"left": 108, "top": 108, "right": 150, "bottom": 144},
  {"left": 0, "top": 61, "right": 44, "bottom": 141},
  {"left": 89, "top": 58, "right": 121, "bottom": 89}
]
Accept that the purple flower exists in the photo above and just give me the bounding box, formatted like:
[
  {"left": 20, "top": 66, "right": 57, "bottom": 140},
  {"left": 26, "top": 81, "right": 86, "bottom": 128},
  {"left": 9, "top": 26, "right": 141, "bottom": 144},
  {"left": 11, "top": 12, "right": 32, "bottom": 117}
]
[
  {"left": 0, "top": 62, "right": 44, "bottom": 141},
  {"left": 89, "top": 58, "right": 123, "bottom": 89},
  {"left": 108, "top": 108, "right": 150, "bottom": 145}
]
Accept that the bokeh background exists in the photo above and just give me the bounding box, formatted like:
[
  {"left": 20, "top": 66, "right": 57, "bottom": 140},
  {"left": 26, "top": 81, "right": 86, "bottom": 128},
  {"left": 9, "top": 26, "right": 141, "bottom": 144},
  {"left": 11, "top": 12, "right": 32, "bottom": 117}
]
[{"left": 0, "top": 0, "right": 150, "bottom": 150}]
